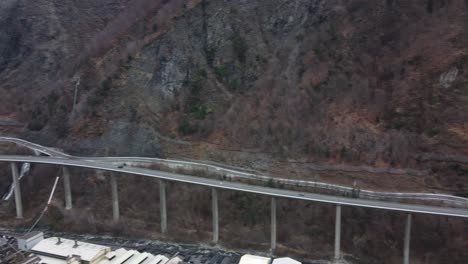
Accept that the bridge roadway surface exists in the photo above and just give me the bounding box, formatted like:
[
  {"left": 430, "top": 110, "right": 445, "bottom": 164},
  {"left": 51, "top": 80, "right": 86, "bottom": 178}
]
[
  {"left": 2, "top": 137, "right": 468, "bottom": 206},
  {"left": 1, "top": 155, "right": 468, "bottom": 218}
]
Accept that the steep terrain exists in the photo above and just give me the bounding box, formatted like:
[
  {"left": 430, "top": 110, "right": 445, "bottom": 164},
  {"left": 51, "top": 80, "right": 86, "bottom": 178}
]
[
  {"left": 1, "top": 0, "right": 468, "bottom": 263},
  {"left": 1, "top": 0, "right": 467, "bottom": 188}
]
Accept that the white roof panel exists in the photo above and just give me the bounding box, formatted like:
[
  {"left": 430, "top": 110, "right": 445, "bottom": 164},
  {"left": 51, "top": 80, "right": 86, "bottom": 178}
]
[
  {"left": 127, "top": 252, "right": 149, "bottom": 264},
  {"left": 272, "top": 258, "right": 301, "bottom": 264},
  {"left": 142, "top": 254, "right": 166, "bottom": 264},
  {"left": 239, "top": 255, "right": 271, "bottom": 264},
  {"left": 37, "top": 255, "right": 67, "bottom": 264},
  {"left": 110, "top": 250, "right": 136, "bottom": 264},
  {"left": 166, "top": 256, "right": 182, "bottom": 264}
]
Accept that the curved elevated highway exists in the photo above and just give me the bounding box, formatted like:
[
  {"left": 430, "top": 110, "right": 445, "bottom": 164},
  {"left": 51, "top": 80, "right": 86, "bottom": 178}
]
[
  {"left": 1, "top": 138, "right": 468, "bottom": 263},
  {"left": 0, "top": 137, "right": 70, "bottom": 158},
  {"left": 1, "top": 137, "right": 468, "bottom": 206},
  {"left": 0, "top": 155, "right": 468, "bottom": 218}
]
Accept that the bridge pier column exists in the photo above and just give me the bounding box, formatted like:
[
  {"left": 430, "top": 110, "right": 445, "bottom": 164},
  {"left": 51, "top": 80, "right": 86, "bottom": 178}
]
[
  {"left": 159, "top": 180, "right": 167, "bottom": 234},
  {"left": 10, "top": 163, "right": 23, "bottom": 219},
  {"left": 110, "top": 174, "right": 119, "bottom": 223},
  {"left": 271, "top": 196, "right": 277, "bottom": 254},
  {"left": 62, "top": 167, "right": 72, "bottom": 210},
  {"left": 403, "top": 213, "right": 412, "bottom": 264},
  {"left": 212, "top": 188, "right": 219, "bottom": 243},
  {"left": 334, "top": 204, "right": 342, "bottom": 261}
]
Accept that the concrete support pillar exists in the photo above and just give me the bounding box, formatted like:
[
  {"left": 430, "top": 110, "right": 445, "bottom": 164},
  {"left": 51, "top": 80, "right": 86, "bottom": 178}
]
[
  {"left": 334, "top": 204, "right": 342, "bottom": 261},
  {"left": 212, "top": 188, "right": 219, "bottom": 243},
  {"left": 403, "top": 213, "right": 412, "bottom": 264},
  {"left": 159, "top": 180, "right": 167, "bottom": 234},
  {"left": 110, "top": 174, "right": 119, "bottom": 223},
  {"left": 62, "top": 167, "right": 72, "bottom": 210},
  {"left": 10, "top": 163, "right": 23, "bottom": 219},
  {"left": 271, "top": 197, "right": 277, "bottom": 254}
]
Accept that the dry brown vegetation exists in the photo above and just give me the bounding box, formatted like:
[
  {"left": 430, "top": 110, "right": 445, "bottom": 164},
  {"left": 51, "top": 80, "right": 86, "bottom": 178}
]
[{"left": 1, "top": 0, "right": 468, "bottom": 263}]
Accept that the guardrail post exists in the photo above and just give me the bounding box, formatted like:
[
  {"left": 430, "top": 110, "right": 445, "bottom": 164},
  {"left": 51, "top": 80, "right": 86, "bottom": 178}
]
[
  {"left": 10, "top": 163, "right": 23, "bottom": 219},
  {"left": 159, "top": 180, "right": 167, "bottom": 233},
  {"left": 110, "top": 174, "right": 119, "bottom": 223},
  {"left": 334, "top": 204, "right": 342, "bottom": 261},
  {"left": 62, "top": 167, "right": 72, "bottom": 210},
  {"left": 404, "top": 213, "right": 412, "bottom": 264},
  {"left": 212, "top": 188, "right": 219, "bottom": 243},
  {"left": 271, "top": 197, "right": 277, "bottom": 254}
]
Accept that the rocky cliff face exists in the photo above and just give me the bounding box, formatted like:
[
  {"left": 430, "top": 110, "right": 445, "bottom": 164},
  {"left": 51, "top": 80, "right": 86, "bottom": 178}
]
[
  {"left": 2, "top": 0, "right": 468, "bottom": 162},
  {"left": 30, "top": 0, "right": 468, "bottom": 187}
]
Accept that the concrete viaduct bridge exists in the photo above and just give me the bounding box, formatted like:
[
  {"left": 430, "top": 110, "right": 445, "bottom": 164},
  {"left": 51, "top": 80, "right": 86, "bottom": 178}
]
[{"left": 1, "top": 142, "right": 468, "bottom": 264}]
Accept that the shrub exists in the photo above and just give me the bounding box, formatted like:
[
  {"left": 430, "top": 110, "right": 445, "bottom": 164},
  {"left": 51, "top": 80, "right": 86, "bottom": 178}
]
[
  {"left": 179, "top": 118, "right": 197, "bottom": 135},
  {"left": 232, "top": 33, "right": 248, "bottom": 63},
  {"left": 214, "top": 65, "right": 229, "bottom": 80},
  {"left": 55, "top": 123, "right": 69, "bottom": 138},
  {"left": 87, "top": 96, "right": 104, "bottom": 107},
  {"left": 28, "top": 119, "right": 46, "bottom": 131},
  {"left": 192, "top": 105, "right": 208, "bottom": 120},
  {"left": 205, "top": 47, "right": 216, "bottom": 66},
  {"left": 426, "top": 127, "right": 440, "bottom": 137},
  {"left": 228, "top": 78, "right": 241, "bottom": 91},
  {"left": 102, "top": 78, "right": 113, "bottom": 92},
  {"left": 47, "top": 92, "right": 59, "bottom": 114}
]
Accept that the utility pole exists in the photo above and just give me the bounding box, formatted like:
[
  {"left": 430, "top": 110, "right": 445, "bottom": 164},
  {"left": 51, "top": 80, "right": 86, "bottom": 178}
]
[{"left": 71, "top": 75, "right": 81, "bottom": 119}]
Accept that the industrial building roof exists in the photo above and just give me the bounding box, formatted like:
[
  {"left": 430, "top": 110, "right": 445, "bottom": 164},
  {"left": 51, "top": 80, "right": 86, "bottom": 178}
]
[
  {"left": 98, "top": 247, "right": 169, "bottom": 264},
  {"left": 272, "top": 258, "right": 301, "bottom": 264},
  {"left": 31, "top": 237, "right": 110, "bottom": 263},
  {"left": 238, "top": 255, "right": 271, "bottom": 264},
  {"left": 18, "top": 232, "right": 43, "bottom": 241}
]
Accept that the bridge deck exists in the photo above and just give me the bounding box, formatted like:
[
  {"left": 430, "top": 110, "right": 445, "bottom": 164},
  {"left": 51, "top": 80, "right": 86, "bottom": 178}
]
[{"left": 0, "top": 155, "right": 467, "bottom": 218}]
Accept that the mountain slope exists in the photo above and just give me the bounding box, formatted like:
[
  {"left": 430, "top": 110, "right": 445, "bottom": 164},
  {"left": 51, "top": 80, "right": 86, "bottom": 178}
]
[{"left": 1, "top": 0, "right": 468, "bottom": 205}]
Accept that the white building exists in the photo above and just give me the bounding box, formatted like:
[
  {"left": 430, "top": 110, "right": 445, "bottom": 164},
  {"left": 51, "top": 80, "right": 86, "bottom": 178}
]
[
  {"left": 31, "top": 237, "right": 111, "bottom": 264},
  {"left": 22, "top": 236, "right": 173, "bottom": 264},
  {"left": 23, "top": 236, "right": 300, "bottom": 264},
  {"left": 17, "top": 232, "right": 44, "bottom": 251}
]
